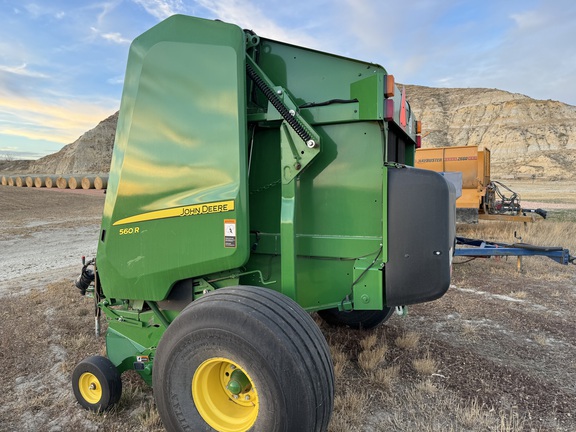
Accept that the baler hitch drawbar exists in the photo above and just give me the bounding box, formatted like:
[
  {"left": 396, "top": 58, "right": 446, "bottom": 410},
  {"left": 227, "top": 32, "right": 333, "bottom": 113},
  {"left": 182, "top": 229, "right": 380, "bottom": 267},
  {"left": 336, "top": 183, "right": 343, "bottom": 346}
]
[{"left": 455, "top": 237, "right": 576, "bottom": 265}]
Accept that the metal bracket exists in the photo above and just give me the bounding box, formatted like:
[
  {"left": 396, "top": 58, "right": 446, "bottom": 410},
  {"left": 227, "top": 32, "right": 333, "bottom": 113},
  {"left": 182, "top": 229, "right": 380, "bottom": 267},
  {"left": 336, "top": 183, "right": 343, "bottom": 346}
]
[
  {"left": 280, "top": 121, "right": 320, "bottom": 183},
  {"left": 246, "top": 56, "right": 320, "bottom": 184}
]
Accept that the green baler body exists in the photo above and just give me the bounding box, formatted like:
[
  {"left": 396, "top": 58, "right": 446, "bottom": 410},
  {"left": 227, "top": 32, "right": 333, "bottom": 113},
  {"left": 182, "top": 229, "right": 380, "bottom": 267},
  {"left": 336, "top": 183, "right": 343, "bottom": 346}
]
[
  {"left": 96, "top": 15, "right": 454, "bottom": 372},
  {"left": 98, "top": 17, "right": 250, "bottom": 301}
]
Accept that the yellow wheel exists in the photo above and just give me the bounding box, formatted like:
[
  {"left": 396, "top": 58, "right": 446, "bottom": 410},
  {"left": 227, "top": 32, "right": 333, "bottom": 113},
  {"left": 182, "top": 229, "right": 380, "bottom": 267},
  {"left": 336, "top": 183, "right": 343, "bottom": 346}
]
[
  {"left": 192, "top": 357, "right": 258, "bottom": 432},
  {"left": 153, "top": 286, "right": 334, "bottom": 431},
  {"left": 78, "top": 372, "right": 103, "bottom": 404},
  {"left": 72, "top": 356, "right": 122, "bottom": 412}
]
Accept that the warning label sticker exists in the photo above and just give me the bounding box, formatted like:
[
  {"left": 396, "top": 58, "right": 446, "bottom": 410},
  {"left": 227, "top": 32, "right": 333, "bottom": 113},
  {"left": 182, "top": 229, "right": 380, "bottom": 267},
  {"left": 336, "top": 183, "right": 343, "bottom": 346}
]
[{"left": 224, "top": 219, "right": 236, "bottom": 248}]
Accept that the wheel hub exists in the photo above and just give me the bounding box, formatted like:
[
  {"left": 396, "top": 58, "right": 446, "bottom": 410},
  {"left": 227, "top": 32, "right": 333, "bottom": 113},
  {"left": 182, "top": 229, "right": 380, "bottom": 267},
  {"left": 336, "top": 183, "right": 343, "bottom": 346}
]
[
  {"left": 192, "top": 357, "right": 259, "bottom": 432},
  {"left": 78, "top": 372, "right": 102, "bottom": 405}
]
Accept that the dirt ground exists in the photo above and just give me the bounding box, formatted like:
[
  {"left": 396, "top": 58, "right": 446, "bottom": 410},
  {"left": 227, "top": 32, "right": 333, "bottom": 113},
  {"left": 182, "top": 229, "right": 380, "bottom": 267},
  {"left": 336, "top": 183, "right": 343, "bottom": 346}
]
[{"left": 1, "top": 186, "right": 575, "bottom": 431}]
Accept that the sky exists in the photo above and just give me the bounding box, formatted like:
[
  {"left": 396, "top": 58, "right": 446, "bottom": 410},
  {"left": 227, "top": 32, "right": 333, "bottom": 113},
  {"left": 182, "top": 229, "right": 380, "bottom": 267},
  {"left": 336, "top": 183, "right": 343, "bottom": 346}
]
[{"left": 1, "top": 0, "right": 575, "bottom": 160}]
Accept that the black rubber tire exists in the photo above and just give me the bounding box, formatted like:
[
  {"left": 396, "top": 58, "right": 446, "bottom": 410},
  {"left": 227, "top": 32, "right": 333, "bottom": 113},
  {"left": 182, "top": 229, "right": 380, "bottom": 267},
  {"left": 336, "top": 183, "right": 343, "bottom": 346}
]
[
  {"left": 318, "top": 307, "right": 394, "bottom": 330},
  {"left": 153, "top": 286, "right": 334, "bottom": 432},
  {"left": 72, "top": 355, "right": 122, "bottom": 412}
]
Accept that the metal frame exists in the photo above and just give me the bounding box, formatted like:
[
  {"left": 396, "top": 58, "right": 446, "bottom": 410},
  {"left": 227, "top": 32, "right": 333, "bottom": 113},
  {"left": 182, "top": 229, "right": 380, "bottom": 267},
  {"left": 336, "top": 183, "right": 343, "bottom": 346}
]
[{"left": 455, "top": 236, "right": 575, "bottom": 265}]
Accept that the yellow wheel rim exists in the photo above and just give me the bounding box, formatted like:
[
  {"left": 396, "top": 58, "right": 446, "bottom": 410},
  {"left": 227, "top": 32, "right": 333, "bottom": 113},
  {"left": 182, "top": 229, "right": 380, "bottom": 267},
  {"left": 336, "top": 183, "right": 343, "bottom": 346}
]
[
  {"left": 192, "top": 357, "right": 259, "bottom": 432},
  {"left": 78, "top": 372, "right": 102, "bottom": 405}
]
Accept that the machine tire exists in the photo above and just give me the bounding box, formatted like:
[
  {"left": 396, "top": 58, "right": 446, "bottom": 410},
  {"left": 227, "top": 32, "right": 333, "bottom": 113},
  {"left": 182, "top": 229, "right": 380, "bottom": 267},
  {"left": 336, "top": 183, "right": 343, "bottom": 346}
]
[
  {"left": 153, "top": 286, "right": 334, "bottom": 432},
  {"left": 318, "top": 307, "right": 394, "bottom": 330},
  {"left": 72, "top": 355, "right": 122, "bottom": 412}
]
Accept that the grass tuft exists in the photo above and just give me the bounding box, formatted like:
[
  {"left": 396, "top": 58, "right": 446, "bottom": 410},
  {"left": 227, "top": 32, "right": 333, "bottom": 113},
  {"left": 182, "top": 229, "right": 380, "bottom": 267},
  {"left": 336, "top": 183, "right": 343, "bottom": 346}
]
[
  {"left": 395, "top": 331, "right": 420, "bottom": 349},
  {"left": 358, "top": 345, "right": 388, "bottom": 372},
  {"left": 412, "top": 352, "right": 438, "bottom": 376}
]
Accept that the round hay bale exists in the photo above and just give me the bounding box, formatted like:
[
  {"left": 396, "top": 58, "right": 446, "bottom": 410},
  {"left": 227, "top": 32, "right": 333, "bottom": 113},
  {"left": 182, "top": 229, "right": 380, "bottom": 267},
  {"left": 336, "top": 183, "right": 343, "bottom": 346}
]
[
  {"left": 56, "top": 176, "right": 70, "bottom": 189},
  {"left": 1, "top": 175, "right": 6, "bottom": 186},
  {"left": 94, "top": 175, "right": 108, "bottom": 190},
  {"left": 25, "top": 176, "right": 34, "bottom": 187},
  {"left": 68, "top": 176, "right": 81, "bottom": 189},
  {"left": 81, "top": 176, "right": 96, "bottom": 189},
  {"left": 44, "top": 176, "right": 58, "bottom": 188},
  {"left": 15, "top": 176, "right": 26, "bottom": 187},
  {"left": 8, "top": 177, "right": 15, "bottom": 186}
]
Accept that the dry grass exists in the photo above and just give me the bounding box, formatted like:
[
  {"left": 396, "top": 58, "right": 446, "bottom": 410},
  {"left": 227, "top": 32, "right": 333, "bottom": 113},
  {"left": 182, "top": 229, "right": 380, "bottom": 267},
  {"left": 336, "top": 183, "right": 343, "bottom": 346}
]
[
  {"left": 370, "top": 365, "right": 400, "bottom": 389},
  {"left": 503, "top": 180, "right": 576, "bottom": 205},
  {"left": 457, "top": 218, "right": 576, "bottom": 284},
  {"left": 139, "top": 400, "right": 163, "bottom": 429},
  {"left": 455, "top": 398, "right": 484, "bottom": 428},
  {"left": 532, "top": 333, "right": 549, "bottom": 346},
  {"left": 458, "top": 220, "right": 576, "bottom": 252},
  {"left": 412, "top": 352, "right": 438, "bottom": 376},
  {"left": 508, "top": 290, "right": 527, "bottom": 299},
  {"left": 395, "top": 331, "right": 420, "bottom": 349},
  {"left": 358, "top": 345, "right": 388, "bottom": 372},
  {"left": 330, "top": 388, "right": 370, "bottom": 432},
  {"left": 499, "top": 409, "right": 526, "bottom": 432},
  {"left": 359, "top": 332, "right": 378, "bottom": 351},
  {"left": 1, "top": 278, "right": 540, "bottom": 432},
  {"left": 330, "top": 347, "right": 348, "bottom": 380},
  {"left": 414, "top": 379, "right": 439, "bottom": 394},
  {"left": 461, "top": 322, "right": 481, "bottom": 340}
]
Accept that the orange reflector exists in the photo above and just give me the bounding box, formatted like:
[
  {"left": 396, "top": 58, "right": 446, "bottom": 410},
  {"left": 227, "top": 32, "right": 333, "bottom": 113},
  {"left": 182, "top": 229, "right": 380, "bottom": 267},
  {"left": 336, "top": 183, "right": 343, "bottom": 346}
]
[
  {"left": 385, "top": 75, "right": 395, "bottom": 98},
  {"left": 415, "top": 120, "right": 422, "bottom": 134},
  {"left": 384, "top": 99, "right": 394, "bottom": 121}
]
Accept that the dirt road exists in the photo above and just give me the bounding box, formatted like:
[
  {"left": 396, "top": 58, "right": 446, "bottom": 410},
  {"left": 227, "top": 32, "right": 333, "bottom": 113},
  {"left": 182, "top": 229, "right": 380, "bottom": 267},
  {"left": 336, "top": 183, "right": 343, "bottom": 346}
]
[
  {"left": 1, "top": 186, "right": 575, "bottom": 431},
  {"left": 0, "top": 187, "right": 103, "bottom": 296}
]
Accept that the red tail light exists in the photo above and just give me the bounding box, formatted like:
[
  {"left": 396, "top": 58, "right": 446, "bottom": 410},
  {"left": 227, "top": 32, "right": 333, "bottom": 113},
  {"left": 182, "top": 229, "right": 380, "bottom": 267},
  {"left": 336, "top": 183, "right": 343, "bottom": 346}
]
[{"left": 384, "top": 99, "right": 394, "bottom": 121}]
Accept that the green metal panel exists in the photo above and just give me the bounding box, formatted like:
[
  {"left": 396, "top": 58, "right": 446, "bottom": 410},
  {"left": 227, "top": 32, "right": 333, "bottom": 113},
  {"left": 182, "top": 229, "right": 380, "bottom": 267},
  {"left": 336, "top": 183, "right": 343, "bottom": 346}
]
[
  {"left": 254, "top": 39, "right": 385, "bottom": 107},
  {"left": 246, "top": 117, "right": 387, "bottom": 309},
  {"left": 97, "top": 15, "right": 249, "bottom": 301},
  {"left": 350, "top": 74, "right": 384, "bottom": 120},
  {"left": 352, "top": 256, "right": 384, "bottom": 310}
]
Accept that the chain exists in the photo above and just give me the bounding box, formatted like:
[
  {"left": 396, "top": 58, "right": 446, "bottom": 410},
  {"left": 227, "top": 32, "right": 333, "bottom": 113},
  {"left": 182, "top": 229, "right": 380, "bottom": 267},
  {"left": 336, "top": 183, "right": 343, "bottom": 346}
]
[
  {"left": 250, "top": 179, "right": 281, "bottom": 194},
  {"left": 383, "top": 161, "right": 407, "bottom": 169}
]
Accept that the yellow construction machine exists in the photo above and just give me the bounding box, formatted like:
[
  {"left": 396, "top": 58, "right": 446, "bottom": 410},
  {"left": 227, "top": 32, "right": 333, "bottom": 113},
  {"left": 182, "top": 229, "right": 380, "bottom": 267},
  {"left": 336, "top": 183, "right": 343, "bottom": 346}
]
[{"left": 415, "top": 145, "right": 546, "bottom": 223}]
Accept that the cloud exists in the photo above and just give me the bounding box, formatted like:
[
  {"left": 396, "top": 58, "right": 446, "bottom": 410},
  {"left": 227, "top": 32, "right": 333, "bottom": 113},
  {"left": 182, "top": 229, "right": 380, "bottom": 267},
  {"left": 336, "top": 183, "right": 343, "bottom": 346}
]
[
  {"left": 460, "top": 1, "right": 576, "bottom": 103},
  {"left": 101, "top": 32, "right": 131, "bottom": 44},
  {"left": 131, "top": 0, "right": 186, "bottom": 20},
  {"left": 0, "top": 63, "right": 48, "bottom": 78},
  {"left": 107, "top": 75, "right": 125, "bottom": 85},
  {"left": 23, "top": 3, "right": 66, "bottom": 20},
  {"left": 0, "top": 146, "right": 49, "bottom": 160},
  {"left": 194, "top": 0, "right": 321, "bottom": 48},
  {"left": 0, "top": 92, "right": 117, "bottom": 144}
]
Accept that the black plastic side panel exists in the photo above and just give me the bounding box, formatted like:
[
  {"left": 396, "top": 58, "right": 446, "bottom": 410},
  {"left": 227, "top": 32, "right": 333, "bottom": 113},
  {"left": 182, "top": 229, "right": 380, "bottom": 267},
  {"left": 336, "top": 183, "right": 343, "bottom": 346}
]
[{"left": 385, "top": 167, "right": 456, "bottom": 306}]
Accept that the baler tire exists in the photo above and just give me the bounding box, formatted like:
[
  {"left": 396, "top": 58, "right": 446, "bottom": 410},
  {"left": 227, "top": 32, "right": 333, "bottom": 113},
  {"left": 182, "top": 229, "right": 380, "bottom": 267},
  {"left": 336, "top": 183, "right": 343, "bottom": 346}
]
[
  {"left": 318, "top": 307, "right": 394, "bottom": 330},
  {"left": 153, "top": 286, "right": 334, "bottom": 432},
  {"left": 72, "top": 355, "right": 122, "bottom": 412}
]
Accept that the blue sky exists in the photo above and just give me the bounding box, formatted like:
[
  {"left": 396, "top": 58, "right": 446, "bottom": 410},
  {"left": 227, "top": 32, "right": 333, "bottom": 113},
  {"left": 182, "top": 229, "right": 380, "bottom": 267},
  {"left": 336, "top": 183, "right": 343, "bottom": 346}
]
[{"left": 1, "top": 0, "right": 575, "bottom": 159}]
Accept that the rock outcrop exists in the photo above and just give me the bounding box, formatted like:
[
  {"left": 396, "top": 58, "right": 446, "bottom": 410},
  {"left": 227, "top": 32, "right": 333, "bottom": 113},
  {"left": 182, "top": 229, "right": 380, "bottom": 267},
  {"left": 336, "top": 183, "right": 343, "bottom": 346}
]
[
  {"left": 28, "top": 111, "right": 118, "bottom": 175},
  {"left": 406, "top": 85, "right": 576, "bottom": 180}
]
